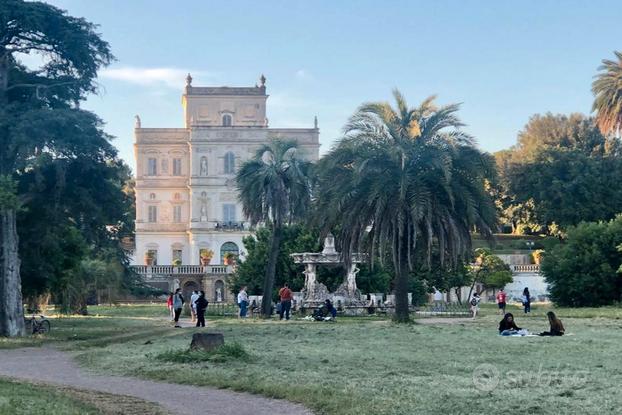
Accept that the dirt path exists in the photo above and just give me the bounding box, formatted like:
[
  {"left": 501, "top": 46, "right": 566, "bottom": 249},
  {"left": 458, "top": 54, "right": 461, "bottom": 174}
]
[{"left": 0, "top": 347, "right": 313, "bottom": 415}]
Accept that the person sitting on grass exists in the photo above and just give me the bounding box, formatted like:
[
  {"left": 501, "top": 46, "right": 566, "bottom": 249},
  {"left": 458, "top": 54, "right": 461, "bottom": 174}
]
[
  {"left": 498, "top": 312, "right": 522, "bottom": 336},
  {"left": 539, "top": 311, "right": 565, "bottom": 336},
  {"left": 313, "top": 299, "right": 337, "bottom": 321}
]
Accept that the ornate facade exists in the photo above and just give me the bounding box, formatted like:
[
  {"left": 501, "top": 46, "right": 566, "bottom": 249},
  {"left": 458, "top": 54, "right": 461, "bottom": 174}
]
[{"left": 132, "top": 75, "right": 320, "bottom": 301}]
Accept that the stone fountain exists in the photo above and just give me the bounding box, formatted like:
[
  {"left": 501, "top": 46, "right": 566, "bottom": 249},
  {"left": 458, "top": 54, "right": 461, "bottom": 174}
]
[{"left": 290, "top": 234, "right": 366, "bottom": 309}]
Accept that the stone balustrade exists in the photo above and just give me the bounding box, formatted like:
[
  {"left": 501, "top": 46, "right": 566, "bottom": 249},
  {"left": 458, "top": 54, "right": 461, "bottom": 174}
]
[
  {"left": 509, "top": 264, "right": 541, "bottom": 273},
  {"left": 131, "top": 265, "right": 232, "bottom": 276}
]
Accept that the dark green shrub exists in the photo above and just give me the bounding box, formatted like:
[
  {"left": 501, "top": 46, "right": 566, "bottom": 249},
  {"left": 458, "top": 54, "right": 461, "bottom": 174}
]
[{"left": 542, "top": 215, "right": 622, "bottom": 307}]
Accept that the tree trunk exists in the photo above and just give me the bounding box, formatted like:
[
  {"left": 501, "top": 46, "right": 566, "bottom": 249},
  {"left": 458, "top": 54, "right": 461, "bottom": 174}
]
[
  {"left": 261, "top": 225, "right": 282, "bottom": 317},
  {"left": 0, "top": 209, "right": 25, "bottom": 336},
  {"left": 393, "top": 234, "right": 411, "bottom": 323}
]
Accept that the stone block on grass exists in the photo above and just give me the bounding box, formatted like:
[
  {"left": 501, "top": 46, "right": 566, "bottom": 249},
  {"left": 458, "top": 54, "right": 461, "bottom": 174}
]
[{"left": 190, "top": 333, "right": 224, "bottom": 352}]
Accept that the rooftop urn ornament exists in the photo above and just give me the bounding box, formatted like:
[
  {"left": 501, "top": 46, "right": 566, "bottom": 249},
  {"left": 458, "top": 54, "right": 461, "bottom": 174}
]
[
  {"left": 186, "top": 73, "right": 193, "bottom": 87},
  {"left": 134, "top": 115, "right": 141, "bottom": 129},
  {"left": 314, "top": 116, "right": 318, "bottom": 129},
  {"left": 260, "top": 74, "right": 266, "bottom": 87}
]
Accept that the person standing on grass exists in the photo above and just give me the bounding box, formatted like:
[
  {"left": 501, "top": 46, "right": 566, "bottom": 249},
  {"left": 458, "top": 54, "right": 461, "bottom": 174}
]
[
  {"left": 278, "top": 283, "right": 293, "bottom": 320},
  {"left": 190, "top": 290, "right": 200, "bottom": 323},
  {"left": 496, "top": 289, "right": 507, "bottom": 315},
  {"left": 237, "top": 286, "right": 249, "bottom": 318},
  {"left": 195, "top": 291, "right": 209, "bottom": 328},
  {"left": 172, "top": 288, "right": 184, "bottom": 328},
  {"left": 470, "top": 292, "right": 481, "bottom": 319},
  {"left": 522, "top": 287, "right": 531, "bottom": 314},
  {"left": 166, "top": 293, "right": 174, "bottom": 321}
]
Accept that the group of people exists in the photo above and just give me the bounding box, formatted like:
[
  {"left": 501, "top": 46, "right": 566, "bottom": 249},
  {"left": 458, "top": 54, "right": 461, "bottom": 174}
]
[
  {"left": 499, "top": 311, "right": 565, "bottom": 336},
  {"left": 494, "top": 288, "right": 532, "bottom": 315},
  {"left": 469, "top": 287, "right": 533, "bottom": 319},
  {"left": 236, "top": 283, "right": 336, "bottom": 321},
  {"left": 166, "top": 288, "right": 209, "bottom": 328},
  {"left": 468, "top": 287, "right": 566, "bottom": 337},
  {"left": 167, "top": 285, "right": 565, "bottom": 337}
]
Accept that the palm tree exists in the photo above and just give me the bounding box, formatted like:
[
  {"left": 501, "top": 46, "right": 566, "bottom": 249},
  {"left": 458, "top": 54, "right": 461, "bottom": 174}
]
[
  {"left": 236, "top": 139, "right": 313, "bottom": 316},
  {"left": 315, "top": 90, "right": 497, "bottom": 322},
  {"left": 592, "top": 51, "right": 622, "bottom": 137}
]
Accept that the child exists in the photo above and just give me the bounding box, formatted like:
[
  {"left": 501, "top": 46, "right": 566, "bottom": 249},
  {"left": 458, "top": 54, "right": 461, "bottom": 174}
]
[
  {"left": 470, "top": 292, "right": 481, "bottom": 319},
  {"left": 166, "top": 293, "right": 174, "bottom": 321},
  {"left": 190, "top": 290, "right": 199, "bottom": 323}
]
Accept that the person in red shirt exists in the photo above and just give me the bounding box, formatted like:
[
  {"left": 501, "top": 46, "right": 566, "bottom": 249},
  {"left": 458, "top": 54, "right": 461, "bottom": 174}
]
[
  {"left": 496, "top": 289, "right": 507, "bottom": 315},
  {"left": 278, "top": 283, "right": 293, "bottom": 320},
  {"left": 166, "top": 293, "right": 174, "bottom": 321}
]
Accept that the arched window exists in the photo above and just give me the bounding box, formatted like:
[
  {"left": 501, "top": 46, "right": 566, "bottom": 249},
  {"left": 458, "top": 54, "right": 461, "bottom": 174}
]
[
  {"left": 220, "top": 242, "right": 239, "bottom": 264},
  {"left": 222, "top": 114, "right": 232, "bottom": 127},
  {"left": 224, "top": 152, "right": 235, "bottom": 174}
]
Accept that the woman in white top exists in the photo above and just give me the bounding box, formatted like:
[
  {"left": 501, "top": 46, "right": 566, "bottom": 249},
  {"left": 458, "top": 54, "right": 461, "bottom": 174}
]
[{"left": 237, "top": 286, "right": 249, "bottom": 318}]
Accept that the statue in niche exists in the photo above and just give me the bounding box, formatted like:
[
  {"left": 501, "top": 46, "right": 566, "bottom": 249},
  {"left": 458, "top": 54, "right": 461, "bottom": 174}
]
[
  {"left": 199, "top": 156, "right": 208, "bottom": 176},
  {"left": 216, "top": 287, "right": 223, "bottom": 302}
]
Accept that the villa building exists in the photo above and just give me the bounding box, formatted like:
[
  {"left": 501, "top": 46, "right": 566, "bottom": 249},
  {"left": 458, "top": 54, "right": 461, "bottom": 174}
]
[{"left": 131, "top": 74, "right": 320, "bottom": 301}]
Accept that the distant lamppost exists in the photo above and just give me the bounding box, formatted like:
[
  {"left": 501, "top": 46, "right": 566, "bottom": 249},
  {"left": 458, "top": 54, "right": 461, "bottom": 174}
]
[{"left": 525, "top": 241, "right": 535, "bottom": 251}]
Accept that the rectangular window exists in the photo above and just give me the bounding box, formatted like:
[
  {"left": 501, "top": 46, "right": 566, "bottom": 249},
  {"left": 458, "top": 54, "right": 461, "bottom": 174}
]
[
  {"left": 147, "top": 158, "right": 157, "bottom": 176},
  {"left": 173, "top": 205, "right": 182, "bottom": 223},
  {"left": 223, "top": 204, "right": 236, "bottom": 222},
  {"left": 224, "top": 153, "right": 235, "bottom": 174},
  {"left": 172, "top": 249, "right": 182, "bottom": 263},
  {"left": 173, "top": 158, "right": 182, "bottom": 176},
  {"left": 146, "top": 249, "right": 158, "bottom": 265},
  {"left": 148, "top": 205, "right": 157, "bottom": 223}
]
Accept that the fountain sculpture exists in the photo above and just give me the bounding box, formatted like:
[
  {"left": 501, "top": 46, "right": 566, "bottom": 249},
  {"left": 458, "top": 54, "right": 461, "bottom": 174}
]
[{"left": 290, "top": 234, "right": 366, "bottom": 308}]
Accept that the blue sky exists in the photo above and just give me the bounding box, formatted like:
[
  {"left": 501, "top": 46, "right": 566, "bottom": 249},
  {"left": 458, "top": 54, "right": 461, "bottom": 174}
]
[{"left": 42, "top": 0, "right": 622, "bottom": 171}]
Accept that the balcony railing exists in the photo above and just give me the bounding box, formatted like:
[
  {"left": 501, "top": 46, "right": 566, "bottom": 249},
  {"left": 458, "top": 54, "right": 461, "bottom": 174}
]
[
  {"left": 214, "top": 221, "right": 247, "bottom": 231},
  {"left": 510, "top": 264, "right": 541, "bottom": 273},
  {"left": 131, "top": 265, "right": 233, "bottom": 275}
]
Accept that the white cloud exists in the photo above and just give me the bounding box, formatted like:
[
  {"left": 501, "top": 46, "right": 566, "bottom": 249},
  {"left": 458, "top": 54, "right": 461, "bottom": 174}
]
[
  {"left": 99, "top": 66, "right": 212, "bottom": 88},
  {"left": 294, "top": 69, "right": 313, "bottom": 80}
]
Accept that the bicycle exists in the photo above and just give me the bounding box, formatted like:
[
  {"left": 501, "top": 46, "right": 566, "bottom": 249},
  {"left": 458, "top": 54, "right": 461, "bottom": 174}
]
[{"left": 24, "top": 314, "right": 51, "bottom": 335}]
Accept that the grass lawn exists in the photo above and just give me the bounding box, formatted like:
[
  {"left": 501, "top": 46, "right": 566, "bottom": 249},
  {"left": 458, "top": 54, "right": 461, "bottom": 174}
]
[
  {"left": 5, "top": 303, "right": 622, "bottom": 414},
  {"left": 0, "top": 378, "right": 101, "bottom": 415}
]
